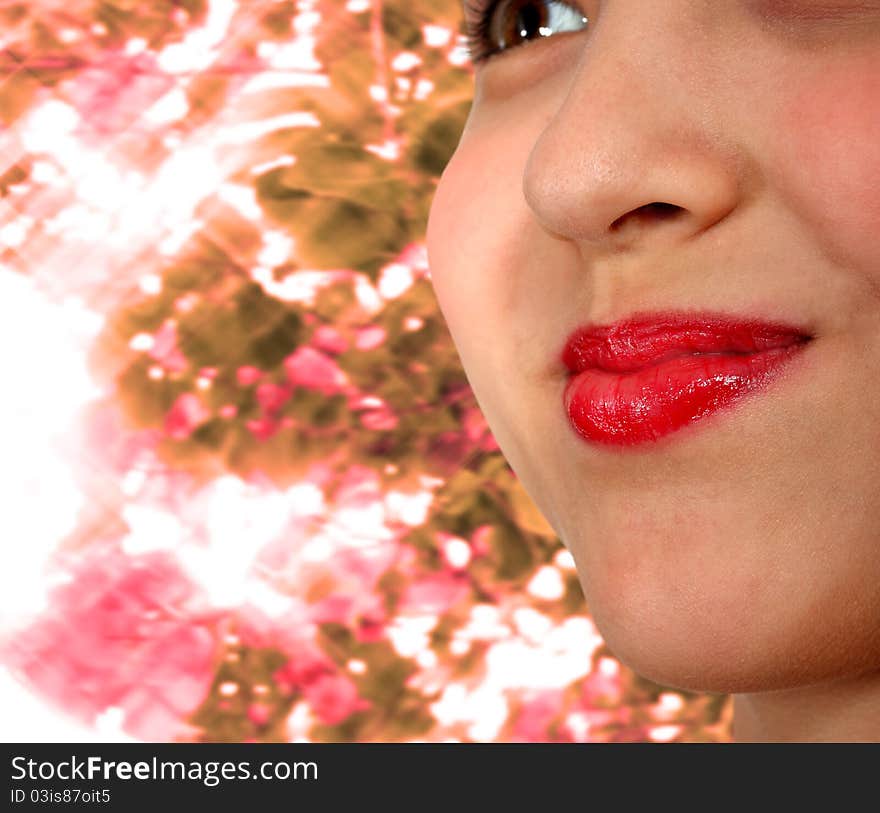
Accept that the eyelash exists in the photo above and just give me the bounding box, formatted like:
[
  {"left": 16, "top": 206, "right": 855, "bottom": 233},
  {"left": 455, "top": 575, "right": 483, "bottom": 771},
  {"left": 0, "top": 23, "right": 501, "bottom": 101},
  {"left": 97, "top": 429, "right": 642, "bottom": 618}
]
[{"left": 463, "top": 0, "right": 589, "bottom": 65}]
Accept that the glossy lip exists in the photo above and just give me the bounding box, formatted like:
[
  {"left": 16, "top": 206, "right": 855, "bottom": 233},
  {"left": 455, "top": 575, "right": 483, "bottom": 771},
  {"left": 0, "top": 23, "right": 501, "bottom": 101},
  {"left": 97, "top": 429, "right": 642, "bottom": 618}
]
[{"left": 560, "top": 311, "right": 815, "bottom": 447}]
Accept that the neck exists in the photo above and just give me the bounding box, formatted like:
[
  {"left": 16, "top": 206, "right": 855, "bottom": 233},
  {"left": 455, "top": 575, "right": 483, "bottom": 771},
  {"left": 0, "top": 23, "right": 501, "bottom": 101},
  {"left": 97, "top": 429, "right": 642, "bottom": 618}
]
[{"left": 733, "top": 670, "right": 880, "bottom": 742}]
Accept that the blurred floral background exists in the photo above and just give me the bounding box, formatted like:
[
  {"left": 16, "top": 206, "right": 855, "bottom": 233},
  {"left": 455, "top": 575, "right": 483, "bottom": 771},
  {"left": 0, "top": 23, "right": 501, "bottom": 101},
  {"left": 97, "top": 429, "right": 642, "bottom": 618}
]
[{"left": 0, "top": 0, "right": 731, "bottom": 742}]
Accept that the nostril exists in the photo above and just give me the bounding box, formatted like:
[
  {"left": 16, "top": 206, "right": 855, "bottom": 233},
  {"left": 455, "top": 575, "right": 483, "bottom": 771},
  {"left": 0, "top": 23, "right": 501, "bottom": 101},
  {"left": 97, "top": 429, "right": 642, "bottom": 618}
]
[{"left": 610, "top": 202, "right": 684, "bottom": 232}]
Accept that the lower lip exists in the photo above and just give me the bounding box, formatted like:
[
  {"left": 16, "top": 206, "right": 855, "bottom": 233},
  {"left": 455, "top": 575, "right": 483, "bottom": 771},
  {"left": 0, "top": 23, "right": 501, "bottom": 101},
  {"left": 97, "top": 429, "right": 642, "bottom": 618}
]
[{"left": 564, "top": 344, "right": 809, "bottom": 447}]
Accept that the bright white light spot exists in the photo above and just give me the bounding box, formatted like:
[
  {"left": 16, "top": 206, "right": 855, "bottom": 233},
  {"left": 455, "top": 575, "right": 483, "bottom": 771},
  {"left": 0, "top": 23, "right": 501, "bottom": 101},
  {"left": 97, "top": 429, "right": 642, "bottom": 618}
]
[
  {"left": 384, "top": 490, "right": 433, "bottom": 527},
  {"left": 294, "top": 10, "right": 320, "bottom": 34},
  {"left": 250, "top": 155, "right": 296, "bottom": 176},
  {"left": 484, "top": 637, "right": 592, "bottom": 691},
  {"left": 414, "top": 79, "right": 435, "bottom": 101},
  {"left": 354, "top": 278, "right": 383, "bottom": 314},
  {"left": 392, "top": 52, "right": 421, "bottom": 72},
  {"left": 565, "top": 711, "right": 592, "bottom": 742},
  {"left": 554, "top": 548, "right": 576, "bottom": 570},
  {"left": 124, "top": 37, "right": 147, "bottom": 55},
  {"left": 526, "top": 565, "right": 565, "bottom": 600},
  {"left": 404, "top": 316, "right": 424, "bottom": 332},
  {"left": 244, "top": 71, "right": 328, "bottom": 94},
  {"left": 448, "top": 43, "right": 472, "bottom": 66},
  {"left": 219, "top": 681, "right": 239, "bottom": 697},
  {"left": 0, "top": 216, "right": 33, "bottom": 248},
  {"left": 655, "top": 692, "right": 685, "bottom": 719},
  {"left": 157, "top": 0, "right": 237, "bottom": 73},
  {"left": 368, "top": 84, "right": 388, "bottom": 103},
  {"left": 347, "top": 0, "right": 370, "bottom": 12},
  {"left": 243, "top": 579, "right": 297, "bottom": 619},
  {"left": 0, "top": 273, "right": 101, "bottom": 631},
  {"left": 450, "top": 638, "right": 471, "bottom": 656},
  {"left": 416, "top": 650, "right": 438, "bottom": 669},
  {"left": 138, "top": 274, "right": 162, "bottom": 295},
  {"left": 386, "top": 615, "right": 438, "bottom": 658},
  {"left": 218, "top": 183, "right": 263, "bottom": 221},
  {"left": 258, "top": 230, "right": 295, "bottom": 267},
  {"left": 430, "top": 683, "right": 508, "bottom": 742},
  {"left": 286, "top": 701, "right": 314, "bottom": 742},
  {"left": 512, "top": 607, "right": 552, "bottom": 644},
  {"left": 158, "top": 219, "right": 203, "bottom": 257},
  {"left": 364, "top": 140, "right": 400, "bottom": 161},
  {"left": 19, "top": 100, "right": 79, "bottom": 153},
  {"left": 442, "top": 537, "right": 471, "bottom": 570},
  {"left": 143, "top": 86, "right": 190, "bottom": 126},
  {"left": 129, "top": 332, "right": 154, "bottom": 352},
  {"left": 30, "top": 161, "right": 64, "bottom": 186},
  {"left": 378, "top": 263, "right": 414, "bottom": 299},
  {"left": 347, "top": 659, "right": 367, "bottom": 674},
  {"left": 121, "top": 505, "right": 185, "bottom": 555},
  {"left": 649, "top": 724, "right": 682, "bottom": 743},
  {"left": 598, "top": 657, "right": 619, "bottom": 677},
  {"left": 460, "top": 604, "right": 510, "bottom": 642},
  {"left": 120, "top": 468, "right": 147, "bottom": 497},
  {"left": 263, "top": 39, "right": 322, "bottom": 72},
  {"left": 288, "top": 482, "right": 325, "bottom": 517},
  {"left": 174, "top": 476, "right": 293, "bottom": 606},
  {"left": 423, "top": 25, "right": 452, "bottom": 48}
]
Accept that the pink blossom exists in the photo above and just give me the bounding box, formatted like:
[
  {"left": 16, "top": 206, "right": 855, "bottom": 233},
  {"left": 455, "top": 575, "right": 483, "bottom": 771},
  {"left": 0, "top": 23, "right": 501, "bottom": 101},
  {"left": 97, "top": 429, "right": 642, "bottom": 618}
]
[
  {"left": 310, "top": 591, "right": 388, "bottom": 643},
  {"left": 247, "top": 703, "right": 272, "bottom": 726},
  {"left": 219, "top": 404, "right": 238, "bottom": 419},
  {"left": 271, "top": 651, "right": 334, "bottom": 695},
  {"left": 360, "top": 405, "right": 399, "bottom": 431},
  {"left": 302, "top": 673, "right": 369, "bottom": 726},
  {"left": 164, "top": 393, "right": 210, "bottom": 440},
  {"left": 332, "top": 464, "right": 383, "bottom": 508},
  {"left": 470, "top": 525, "right": 495, "bottom": 558},
  {"left": 397, "top": 241, "right": 429, "bottom": 274},
  {"left": 246, "top": 416, "right": 281, "bottom": 441},
  {"left": 78, "top": 401, "right": 162, "bottom": 474},
  {"left": 463, "top": 406, "right": 499, "bottom": 451},
  {"left": 580, "top": 662, "right": 625, "bottom": 706},
  {"left": 512, "top": 690, "right": 565, "bottom": 742},
  {"left": 59, "top": 50, "right": 177, "bottom": 143},
  {"left": 354, "top": 325, "right": 386, "bottom": 351},
  {"left": 255, "top": 382, "right": 291, "bottom": 414},
  {"left": 0, "top": 547, "right": 218, "bottom": 742},
  {"left": 311, "top": 325, "right": 349, "bottom": 355},
  {"left": 148, "top": 321, "right": 188, "bottom": 374},
  {"left": 283, "top": 346, "right": 349, "bottom": 396},
  {"left": 398, "top": 571, "right": 470, "bottom": 615},
  {"left": 236, "top": 366, "right": 263, "bottom": 386}
]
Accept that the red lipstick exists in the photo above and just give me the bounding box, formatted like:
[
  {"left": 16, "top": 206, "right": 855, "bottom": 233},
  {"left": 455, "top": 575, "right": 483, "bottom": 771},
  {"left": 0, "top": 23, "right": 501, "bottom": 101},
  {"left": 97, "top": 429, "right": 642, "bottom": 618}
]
[{"left": 561, "top": 312, "right": 813, "bottom": 446}]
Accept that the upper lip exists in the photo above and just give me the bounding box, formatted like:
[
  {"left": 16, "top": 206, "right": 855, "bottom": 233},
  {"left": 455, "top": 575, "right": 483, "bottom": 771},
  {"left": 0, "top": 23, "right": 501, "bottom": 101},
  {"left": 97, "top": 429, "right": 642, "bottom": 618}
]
[{"left": 562, "top": 311, "right": 814, "bottom": 375}]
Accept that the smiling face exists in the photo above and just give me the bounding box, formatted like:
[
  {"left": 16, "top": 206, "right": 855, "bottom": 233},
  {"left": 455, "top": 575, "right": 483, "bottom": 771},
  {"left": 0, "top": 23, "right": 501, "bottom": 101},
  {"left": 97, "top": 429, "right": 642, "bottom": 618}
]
[{"left": 426, "top": 0, "right": 880, "bottom": 694}]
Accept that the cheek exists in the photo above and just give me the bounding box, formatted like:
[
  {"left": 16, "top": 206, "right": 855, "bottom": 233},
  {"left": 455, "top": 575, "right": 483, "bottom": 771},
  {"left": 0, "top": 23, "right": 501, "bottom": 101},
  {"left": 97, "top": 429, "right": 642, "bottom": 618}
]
[
  {"left": 781, "top": 59, "right": 880, "bottom": 269},
  {"left": 426, "top": 132, "right": 530, "bottom": 355}
]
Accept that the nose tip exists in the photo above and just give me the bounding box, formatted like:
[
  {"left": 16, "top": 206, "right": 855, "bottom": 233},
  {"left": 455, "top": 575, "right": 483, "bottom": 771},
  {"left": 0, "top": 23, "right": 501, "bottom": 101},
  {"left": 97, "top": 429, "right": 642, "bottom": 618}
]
[{"left": 523, "top": 127, "right": 741, "bottom": 251}]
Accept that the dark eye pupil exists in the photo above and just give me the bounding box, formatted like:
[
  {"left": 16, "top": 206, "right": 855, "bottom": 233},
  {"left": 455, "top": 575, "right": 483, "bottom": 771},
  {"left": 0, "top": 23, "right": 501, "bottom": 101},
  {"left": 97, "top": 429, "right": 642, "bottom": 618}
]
[
  {"left": 498, "top": 1, "right": 549, "bottom": 50},
  {"left": 516, "top": 5, "right": 543, "bottom": 39}
]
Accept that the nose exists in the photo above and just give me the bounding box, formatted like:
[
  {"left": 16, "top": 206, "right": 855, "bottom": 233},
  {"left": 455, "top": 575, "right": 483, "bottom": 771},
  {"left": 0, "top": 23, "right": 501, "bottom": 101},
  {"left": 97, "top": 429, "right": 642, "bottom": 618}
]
[{"left": 522, "top": 8, "right": 743, "bottom": 254}]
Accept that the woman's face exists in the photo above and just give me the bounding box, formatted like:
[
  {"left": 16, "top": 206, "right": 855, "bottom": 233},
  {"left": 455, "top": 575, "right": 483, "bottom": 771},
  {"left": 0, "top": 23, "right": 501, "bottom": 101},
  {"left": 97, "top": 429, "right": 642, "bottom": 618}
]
[{"left": 426, "top": 0, "right": 880, "bottom": 694}]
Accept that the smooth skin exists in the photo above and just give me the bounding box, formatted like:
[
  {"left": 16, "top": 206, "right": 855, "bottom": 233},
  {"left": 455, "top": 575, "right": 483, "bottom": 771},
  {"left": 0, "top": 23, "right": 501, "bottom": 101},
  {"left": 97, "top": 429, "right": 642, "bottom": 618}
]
[{"left": 426, "top": 0, "right": 880, "bottom": 741}]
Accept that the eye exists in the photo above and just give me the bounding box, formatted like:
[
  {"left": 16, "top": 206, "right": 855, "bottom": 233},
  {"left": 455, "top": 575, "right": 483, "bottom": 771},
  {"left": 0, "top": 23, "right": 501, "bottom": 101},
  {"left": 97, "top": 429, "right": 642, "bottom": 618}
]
[{"left": 464, "top": 0, "right": 590, "bottom": 65}]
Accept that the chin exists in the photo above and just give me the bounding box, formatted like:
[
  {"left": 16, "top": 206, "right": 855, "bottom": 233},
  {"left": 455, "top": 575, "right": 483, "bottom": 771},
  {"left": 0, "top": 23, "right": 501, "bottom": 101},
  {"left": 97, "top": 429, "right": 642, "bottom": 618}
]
[{"left": 577, "top": 568, "right": 880, "bottom": 696}]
